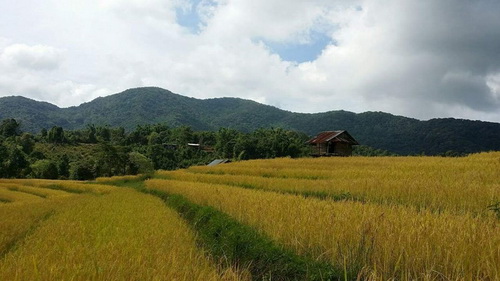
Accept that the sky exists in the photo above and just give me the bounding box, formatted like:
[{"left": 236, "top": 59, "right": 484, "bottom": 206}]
[{"left": 1, "top": 0, "right": 500, "bottom": 122}]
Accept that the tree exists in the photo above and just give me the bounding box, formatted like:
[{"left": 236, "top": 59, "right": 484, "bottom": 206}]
[
  {"left": 148, "top": 132, "right": 161, "bottom": 146},
  {"left": 97, "top": 126, "right": 111, "bottom": 142},
  {"left": 69, "top": 159, "right": 95, "bottom": 180},
  {"left": 0, "top": 143, "right": 8, "bottom": 177},
  {"left": 5, "top": 147, "right": 29, "bottom": 178},
  {"left": 94, "top": 143, "right": 128, "bottom": 177},
  {"left": 30, "top": 160, "right": 58, "bottom": 179},
  {"left": 127, "top": 124, "right": 153, "bottom": 145},
  {"left": 110, "top": 127, "right": 126, "bottom": 145},
  {"left": 171, "top": 126, "right": 194, "bottom": 145},
  {"left": 215, "top": 128, "right": 239, "bottom": 158},
  {"left": 147, "top": 144, "right": 177, "bottom": 170},
  {"left": 57, "top": 154, "right": 70, "bottom": 178},
  {"left": 19, "top": 133, "right": 35, "bottom": 154},
  {"left": 86, "top": 124, "right": 97, "bottom": 143},
  {"left": 47, "top": 126, "right": 66, "bottom": 144},
  {"left": 127, "top": 152, "right": 154, "bottom": 174},
  {"left": 39, "top": 128, "right": 47, "bottom": 140},
  {"left": 0, "top": 119, "right": 20, "bottom": 138}
]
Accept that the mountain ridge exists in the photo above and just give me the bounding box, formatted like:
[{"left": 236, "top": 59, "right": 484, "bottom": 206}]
[{"left": 1, "top": 86, "right": 499, "bottom": 155}]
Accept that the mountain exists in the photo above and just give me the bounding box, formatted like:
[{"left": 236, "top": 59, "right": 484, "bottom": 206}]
[
  {"left": 0, "top": 96, "right": 64, "bottom": 132},
  {"left": 1, "top": 87, "right": 499, "bottom": 155}
]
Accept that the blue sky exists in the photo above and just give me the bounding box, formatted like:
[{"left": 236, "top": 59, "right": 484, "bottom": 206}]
[
  {"left": 261, "top": 32, "right": 333, "bottom": 63},
  {"left": 176, "top": 1, "right": 331, "bottom": 63},
  {"left": 176, "top": 0, "right": 205, "bottom": 34}
]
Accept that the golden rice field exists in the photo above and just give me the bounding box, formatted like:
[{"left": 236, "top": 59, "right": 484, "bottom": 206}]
[
  {"left": 1, "top": 152, "right": 499, "bottom": 280},
  {"left": 158, "top": 152, "right": 500, "bottom": 216},
  {"left": 150, "top": 152, "right": 500, "bottom": 280},
  {"left": 0, "top": 179, "right": 245, "bottom": 281}
]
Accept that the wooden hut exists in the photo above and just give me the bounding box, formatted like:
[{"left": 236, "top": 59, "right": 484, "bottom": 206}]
[{"left": 307, "top": 131, "right": 359, "bottom": 156}]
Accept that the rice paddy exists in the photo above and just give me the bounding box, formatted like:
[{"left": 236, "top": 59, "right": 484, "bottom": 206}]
[
  {"left": 0, "top": 179, "right": 245, "bottom": 281},
  {"left": 151, "top": 152, "right": 500, "bottom": 280},
  {"left": 1, "top": 152, "right": 499, "bottom": 280}
]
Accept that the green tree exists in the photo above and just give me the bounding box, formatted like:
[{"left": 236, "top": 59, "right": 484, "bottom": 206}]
[
  {"left": 57, "top": 154, "right": 70, "bottom": 178},
  {"left": 148, "top": 132, "right": 161, "bottom": 146},
  {"left": 215, "top": 128, "right": 239, "bottom": 158},
  {"left": 30, "top": 160, "right": 59, "bottom": 179},
  {"left": 39, "top": 128, "right": 48, "bottom": 140},
  {"left": 94, "top": 143, "right": 128, "bottom": 177},
  {"left": 69, "top": 159, "right": 95, "bottom": 180},
  {"left": 127, "top": 124, "right": 153, "bottom": 145},
  {"left": 86, "top": 124, "right": 97, "bottom": 143},
  {"left": 147, "top": 144, "right": 177, "bottom": 170},
  {"left": 0, "top": 119, "right": 20, "bottom": 137},
  {"left": 19, "top": 133, "right": 35, "bottom": 154},
  {"left": 97, "top": 126, "right": 111, "bottom": 142},
  {"left": 171, "top": 126, "right": 194, "bottom": 145},
  {"left": 30, "top": 150, "right": 46, "bottom": 161},
  {"left": 0, "top": 143, "right": 8, "bottom": 177},
  {"left": 47, "top": 126, "right": 66, "bottom": 144},
  {"left": 110, "top": 127, "right": 126, "bottom": 145},
  {"left": 127, "top": 152, "right": 154, "bottom": 174},
  {"left": 5, "top": 147, "right": 29, "bottom": 178}
]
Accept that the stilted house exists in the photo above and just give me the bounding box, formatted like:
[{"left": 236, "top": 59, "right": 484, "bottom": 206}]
[{"left": 307, "top": 131, "right": 359, "bottom": 156}]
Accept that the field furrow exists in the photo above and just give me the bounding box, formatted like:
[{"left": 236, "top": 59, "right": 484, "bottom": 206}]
[{"left": 140, "top": 186, "right": 340, "bottom": 280}]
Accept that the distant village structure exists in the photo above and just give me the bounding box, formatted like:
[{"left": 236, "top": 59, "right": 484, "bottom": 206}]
[
  {"left": 307, "top": 131, "right": 359, "bottom": 156},
  {"left": 207, "top": 159, "right": 231, "bottom": 166}
]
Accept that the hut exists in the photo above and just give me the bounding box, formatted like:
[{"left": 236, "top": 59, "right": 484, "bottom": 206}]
[
  {"left": 207, "top": 159, "right": 231, "bottom": 166},
  {"left": 307, "top": 131, "right": 359, "bottom": 156},
  {"left": 187, "top": 143, "right": 215, "bottom": 153}
]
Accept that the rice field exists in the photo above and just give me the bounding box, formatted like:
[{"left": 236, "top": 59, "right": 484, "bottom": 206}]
[
  {"left": 150, "top": 152, "right": 500, "bottom": 280},
  {"left": 158, "top": 152, "right": 500, "bottom": 216},
  {"left": 1, "top": 152, "right": 499, "bottom": 280},
  {"left": 0, "top": 179, "right": 245, "bottom": 281}
]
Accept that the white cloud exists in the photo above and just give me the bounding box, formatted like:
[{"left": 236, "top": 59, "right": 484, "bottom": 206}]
[
  {"left": 0, "top": 44, "right": 64, "bottom": 71},
  {"left": 289, "top": 0, "right": 500, "bottom": 120},
  {"left": 0, "top": 0, "right": 499, "bottom": 122},
  {"left": 203, "top": 0, "right": 349, "bottom": 43}
]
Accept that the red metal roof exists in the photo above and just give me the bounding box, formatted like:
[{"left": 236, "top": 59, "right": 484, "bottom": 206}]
[{"left": 307, "top": 131, "right": 359, "bottom": 145}]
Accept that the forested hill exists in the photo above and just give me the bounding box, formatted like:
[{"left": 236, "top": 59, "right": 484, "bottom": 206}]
[{"left": 1, "top": 87, "right": 499, "bottom": 155}]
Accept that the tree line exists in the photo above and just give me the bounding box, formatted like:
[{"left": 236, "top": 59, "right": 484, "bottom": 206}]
[{"left": 0, "top": 119, "right": 312, "bottom": 180}]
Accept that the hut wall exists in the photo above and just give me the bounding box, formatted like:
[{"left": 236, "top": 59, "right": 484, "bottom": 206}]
[
  {"left": 319, "top": 143, "right": 328, "bottom": 154},
  {"left": 309, "top": 143, "right": 328, "bottom": 155},
  {"left": 310, "top": 142, "right": 353, "bottom": 156},
  {"left": 334, "top": 142, "right": 353, "bottom": 156}
]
